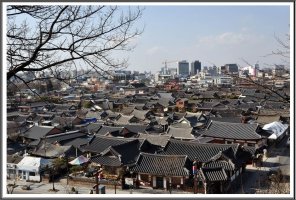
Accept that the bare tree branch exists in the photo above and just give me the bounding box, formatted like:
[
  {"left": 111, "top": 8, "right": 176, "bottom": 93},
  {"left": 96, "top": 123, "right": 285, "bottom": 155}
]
[{"left": 6, "top": 5, "right": 144, "bottom": 84}]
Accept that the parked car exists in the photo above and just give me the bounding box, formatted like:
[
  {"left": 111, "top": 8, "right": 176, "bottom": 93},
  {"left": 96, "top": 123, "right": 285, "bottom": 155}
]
[{"left": 286, "top": 137, "right": 290, "bottom": 147}]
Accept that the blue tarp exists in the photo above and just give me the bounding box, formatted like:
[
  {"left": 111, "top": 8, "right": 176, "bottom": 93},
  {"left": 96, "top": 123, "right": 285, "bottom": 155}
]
[{"left": 81, "top": 118, "right": 97, "bottom": 124}]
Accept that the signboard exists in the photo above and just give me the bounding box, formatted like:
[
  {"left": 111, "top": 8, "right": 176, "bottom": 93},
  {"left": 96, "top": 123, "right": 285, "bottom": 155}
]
[
  {"left": 125, "top": 178, "right": 134, "bottom": 186},
  {"left": 192, "top": 165, "right": 197, "bottom": 175}
]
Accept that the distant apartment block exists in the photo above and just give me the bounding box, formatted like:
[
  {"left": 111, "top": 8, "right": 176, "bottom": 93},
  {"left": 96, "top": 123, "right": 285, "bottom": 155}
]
[
  {"left": 201, "top": 66, "right": 218, "bottom": 77},
  {"left": 219, "top": 64, "right": 239, "bottom": 75},
  {"left": 177, "top": 60, "right": 189, "bottom": 76},
  {"left": 190, "top": 60, "right": 201, "bottom": 75},
  {"left": 272, "top": 65, "right": 286, "bottom": 77}
]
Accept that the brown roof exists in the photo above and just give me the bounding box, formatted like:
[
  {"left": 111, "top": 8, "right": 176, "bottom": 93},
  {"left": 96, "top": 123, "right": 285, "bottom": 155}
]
[{"left": 256, "top": 115, "right": 281, "bottom": 125}]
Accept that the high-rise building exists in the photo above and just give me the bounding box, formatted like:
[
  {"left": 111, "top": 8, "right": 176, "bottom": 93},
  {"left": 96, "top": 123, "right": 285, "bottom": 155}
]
[
  {"left": 190, "top": 60, "right": 202, "bottom": 75},
  {"left": 220, "top": 64, "right": 239, "bottom": 74},
  {"left": 272, "top": 65, "right": 286, "bottom": 76},
  {"left": 177, "top": 60, "right": 189, "bottom": 76}
]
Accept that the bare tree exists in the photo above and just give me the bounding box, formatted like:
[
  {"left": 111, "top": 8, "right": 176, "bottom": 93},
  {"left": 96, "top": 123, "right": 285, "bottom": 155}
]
[
  {"left": 235, "top": 32, "right": 290, "bottom": 104},
  {"left": 6, "top": 5, "right": 144, "bottom": 88},
  {"left": 263, "top": 174, "right": 290, "bottom": 194},
  {"left": 265, "top": 33, "right": 290, "bottom": 65}
]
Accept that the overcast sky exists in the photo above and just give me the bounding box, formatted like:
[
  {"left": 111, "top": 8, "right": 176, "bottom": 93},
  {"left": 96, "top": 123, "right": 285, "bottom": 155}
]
[{"left": 121, "top": 4, "right": 291, "bottom": 73}]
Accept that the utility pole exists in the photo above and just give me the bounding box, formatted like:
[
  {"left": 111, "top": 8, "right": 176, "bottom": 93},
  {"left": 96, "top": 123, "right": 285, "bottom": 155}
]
[
  {"left": 93, "top": 168, "right": 103, "bottom": 194},
  {"left": 114, "top": 182, "right": 117, "bottom": 194}
]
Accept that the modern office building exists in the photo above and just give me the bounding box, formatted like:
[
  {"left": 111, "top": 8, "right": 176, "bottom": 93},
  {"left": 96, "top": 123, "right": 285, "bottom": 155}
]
[
  {"left": 272, "top": 65, "right": 286, "bottom": 77},
  {"left": 177, "top": 60, "right": 190, "bottom": 76},
  {"left": 219, "top": 64, "right": 239, "bottom": 74},
  {"left": 190, "top": 60, "right": 202, "bottom": 75}
]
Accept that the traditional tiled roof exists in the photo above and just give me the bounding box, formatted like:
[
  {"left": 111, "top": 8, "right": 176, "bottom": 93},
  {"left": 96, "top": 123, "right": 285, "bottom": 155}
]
[
  {"left": 143, "top": 101, "right": 156, "bottom": 108},
  {"left": 7, "top": 111, "right": 20, "bottom": 119},
  {"left": 193, "top": 137, "right": 214, "bottom": 144},
  {"left": 200, "top": 102, "right": 229, "bottom": 110},
  {"left": 85, "top": 111, "right": 100, "bottom": 119},
  {"left": 96, "top": 125, "right": 124, "bottom": 136},
  {"left": 90, "top": 155, "right": 121, "bottom": 167},
  {"left": 14, "top": 115, "right": 30, "bottom": 123},
  {"left": 63, "top": 137, "right": 91, "bottom": 148},
  {"left": 52, "top": 103, "right": 77, "bottom": 112},
  {"left": 160, "top": 139, "right": 240, "bottom": 162},
  {"left": 199, "top": 167, "right": 228, "bottom": 182},
  {"left": 90, "top": 139, "right": 142, "bottom": 167},
  {"left": 195, "top": 91, "right": 217, "bottom": 99},
  {"left": 120, "top": 106, "right": 135, "bottom": 115},
  {"left": 31, "top": 143, "right": 80, "bottom": 158},
  {"left": 131, "top": 153, "right": 190, "bottom": 177},
  {"left": 123, "top": 124, "right": 148, "bottom": 134},
  {"left": 256, "top": 115, "right": 281, "bottom": 125},
  {"left": 108, "top": 140, "right": 142, "bottom": 165},
  {"left": 201, "top": 120, "right": 261, "bottom": 140},
  {"left": 170, "top": 121, "right": 192, "bottom": 129},
  {"left": 203, "top": 160, "right": 235, "bottom": 171},
  {"left": 157, "top": 98, "right": 174, "bottom": 107},
  {"left": 156, "top": 92, "right": 174, "bottom": 101},
  {"left": 22, "top": 126, "right": 60, "bottom": 140},
  {"left": 7, "top": 141, "right": 26, "bottom": 155},
  {"left": 153, "top": 116, "right": 168, "bottom": 126},
  {"left": 114, "top": 115, "right": 135, "bottom": 125},
  {"left": 168, "top": 112, "right": 186, "bottom": 120},
  {"left": 81, "top": 135, "right": 144, "bottom": 154},
  {"left": 176, "top": 113, "right": 208, "bottom": 128},
  {"left": 7, "top": 155, "right": 23, "bottom": 164},
  {"left": 132, "top": 96, "right": 151, "bottom": 104},
  {"left": 138, "top": 133, "right": 171, "bottom": 148},
  {"left": 262, "top": 101, "right": 288, "bottom": 110},
  {"left": 176, "top": 98, "right": 188, "bottom": 102},
  {"left": 203, "top": 149, "right": 238, "bottom": 171},
  {"left": 209, "top": 116, "right": 241, "bottom": 123},
  {"left": 167, "top": 126, "right": 194, "bottom": 140},
  {"left": 19, "top": 101, "right": 50, "bottom": 108},
  {"left": 7, "top": 121, "right": 27, "bottom": 135},
  {"left": 44, "top": 131, "right": 87, "bottom": 144},
  {"left": 131, "top": 109, "right": 151, "bottom": 120},
  {"left": 116, "top": 97, "right": 130, "bottom": 104},
  {"left": 51, "top": 116, "right": 81, "bottom": 126},
  {"left": 104, "top": 110, "right": 120, "bottom": 119},
  {"left": 85, "top": 123, "right": 102, "bottom": 133}
]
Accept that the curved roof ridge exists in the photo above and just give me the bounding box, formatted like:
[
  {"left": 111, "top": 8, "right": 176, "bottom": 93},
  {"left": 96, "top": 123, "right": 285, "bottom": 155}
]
[{"left": 139, "top": 152, "right": 188, "bottom": 158}]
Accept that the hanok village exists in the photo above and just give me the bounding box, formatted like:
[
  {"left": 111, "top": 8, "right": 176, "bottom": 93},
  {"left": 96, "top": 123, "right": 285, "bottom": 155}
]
[
  {"left": 7, "top": 80, "right": 290, "bottom": 194},
  {"left": 5, "top": 4, "right": 291, "bottom": 195}
]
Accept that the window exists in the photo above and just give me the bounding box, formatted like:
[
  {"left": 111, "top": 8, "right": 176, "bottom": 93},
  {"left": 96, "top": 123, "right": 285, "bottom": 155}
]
[
  {"left": 29, "top": 172, "right": 36, "bottom": 176},
  {"left": 247, "top": 143, "right": 255, "bottom": 147}
]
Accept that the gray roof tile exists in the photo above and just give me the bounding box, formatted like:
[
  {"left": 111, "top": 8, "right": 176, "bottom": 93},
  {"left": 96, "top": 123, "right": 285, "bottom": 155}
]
[
  {"left": 201, "top": 120, "right": 261, "bottom": 140},
  {"left": 199, "top": 167, "right": 228, "bottom": 182},
  {"left": 131, "top": 153, "right": 190, "bottom": 176},
  {"left": 160, "top": 139, "right": 240, "bottom": 162}
]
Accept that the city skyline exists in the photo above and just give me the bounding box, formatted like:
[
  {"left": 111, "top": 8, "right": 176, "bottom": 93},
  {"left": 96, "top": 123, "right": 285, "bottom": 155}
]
[{"left": 122, "top": 4, "right": 291, "bottom": 73}]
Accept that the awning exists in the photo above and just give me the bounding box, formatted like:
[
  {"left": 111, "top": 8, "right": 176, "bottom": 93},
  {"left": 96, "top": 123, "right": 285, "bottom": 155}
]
[
  {"left": 69, "top": 155, "right": 89, "bottom": 165},
  {"left": 262, "top": 121, "right": 288, "bottom": 140}
]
